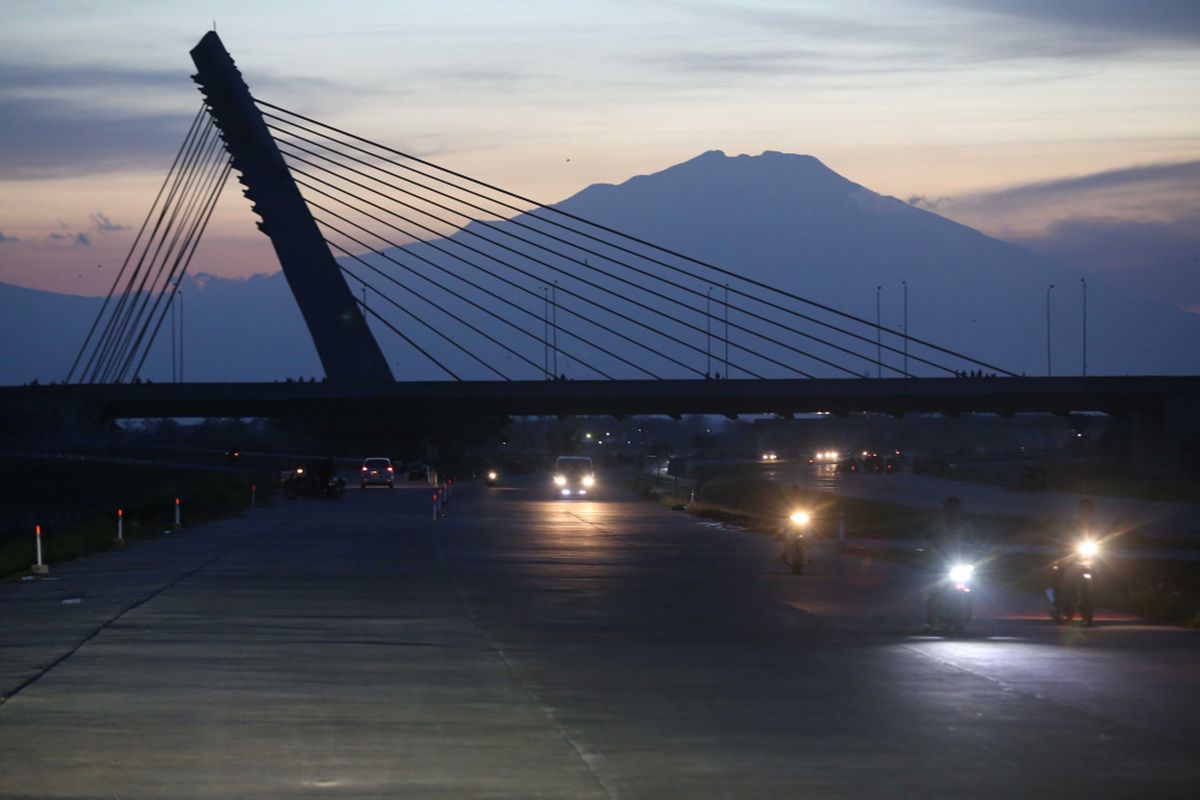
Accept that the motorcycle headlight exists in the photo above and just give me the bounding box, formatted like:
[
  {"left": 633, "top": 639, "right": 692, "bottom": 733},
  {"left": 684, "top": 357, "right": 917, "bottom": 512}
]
[
  {"left": 554, "top": 475, "right": 566, "bottom": 486},
  {"left": 1077, "top": 540, "right": 1099, "bottom": 558},
  {"left": 948, "top": 564, "right": 975, "bottom": 583},
  {"left": 789, "top": 511, "right": 810, "bottom": 526},
  {"left": 487, "top": 471, "right": 498, "bottom": 481},
  {"left": 582, "top": 475, "right": 595, "bottom": 487}
]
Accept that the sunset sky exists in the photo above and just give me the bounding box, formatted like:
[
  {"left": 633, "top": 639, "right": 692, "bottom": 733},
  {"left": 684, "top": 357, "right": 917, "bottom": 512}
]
[{"left": 1, "top": 0, "right": 1198, "bottom": 309}]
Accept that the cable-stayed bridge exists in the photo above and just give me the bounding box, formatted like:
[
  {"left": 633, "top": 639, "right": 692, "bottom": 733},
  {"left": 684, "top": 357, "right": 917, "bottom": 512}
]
[
  {"left": 69, "top": 31, "right": 1013, "bottom": 388},
  {"left": 2, "top": 32, "right": 1197, "bottom": 472}
]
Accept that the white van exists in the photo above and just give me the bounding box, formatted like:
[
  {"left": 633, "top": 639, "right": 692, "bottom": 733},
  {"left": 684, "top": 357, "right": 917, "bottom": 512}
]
[{"left": 552, "top": 456, "right": 595, "bottom": 498}]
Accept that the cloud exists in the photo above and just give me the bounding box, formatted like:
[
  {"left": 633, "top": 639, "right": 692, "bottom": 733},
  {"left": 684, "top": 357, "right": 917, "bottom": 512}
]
[
  {"left": 948, "top": 1, "right": 1200, "bottom": 45},
  {"left": 907, "top": 195, "right": 951, "bottom": 212},
  {"left": 0, "top": 96, "right": 192, "bottom": 180},
  {"left": 0, "top": 62, "right": 186, "bottom": 94},
  {"left": 947, "top": 161, "right": 1200, "bottom": 214},
  {"left": 924, "top": 161, "right": 1200, "bottom": 312},
  {"left": 89, "top": 212, "right": 130, "bottom": 232},
  {"left": 0, "top": 59, "right": 366, "bottom": 179},
  {"left": 0, "top": 230, "right": 16, "bottom": 242},
  {"left": 48, "top": 231, "right": 91, "bottom": 246}
]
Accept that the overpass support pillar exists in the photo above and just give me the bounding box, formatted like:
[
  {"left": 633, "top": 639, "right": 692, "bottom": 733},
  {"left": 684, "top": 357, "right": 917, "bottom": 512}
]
[{"left": 1130, "top": 391, "right": 1200, "bottom": 479}]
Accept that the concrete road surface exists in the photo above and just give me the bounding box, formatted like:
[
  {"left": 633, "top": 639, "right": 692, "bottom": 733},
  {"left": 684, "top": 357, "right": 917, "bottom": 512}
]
[{"left": 1, "top": 475, "right": 1197, "bottom": 798}]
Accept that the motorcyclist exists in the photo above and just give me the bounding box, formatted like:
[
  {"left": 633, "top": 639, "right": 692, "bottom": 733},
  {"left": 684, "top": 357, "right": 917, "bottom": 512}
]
[
  {"left": 318, "top": 456, "right": 336, "bottom": 486},
  {"left": 923, "top": 496, "right": 976, "bottom": 629},
  {"left": 1050, "top": 497, "right": 1096, "bottom": 619}
]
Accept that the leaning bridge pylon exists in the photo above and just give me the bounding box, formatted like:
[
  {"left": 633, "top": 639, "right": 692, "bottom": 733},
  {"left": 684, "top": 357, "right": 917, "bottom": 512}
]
[{"left": 190, "top": 31, "right": 393, "bottom": 384}]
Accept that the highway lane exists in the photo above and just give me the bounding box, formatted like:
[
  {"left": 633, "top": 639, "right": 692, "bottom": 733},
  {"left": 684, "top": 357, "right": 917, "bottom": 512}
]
[{"left": 0, "top": 475, "right": 1197, "bottom": 798}]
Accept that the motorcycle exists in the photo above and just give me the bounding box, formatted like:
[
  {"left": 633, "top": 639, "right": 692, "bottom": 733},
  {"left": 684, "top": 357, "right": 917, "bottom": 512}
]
[
  {"left": 929, "top": 560, "right": 976, "bottom": 636},
  {"left": 282, "top": 466, "right": 345, "bottom": 499},
  {"left": 780, "top": 510, "right": 811, "bottom": 574},
  {"left": 1050, "top": 538, "right": 1099, "bottom": 626},
  {"left": 484, "top": 469, "right": 499, "bottom": 487}
]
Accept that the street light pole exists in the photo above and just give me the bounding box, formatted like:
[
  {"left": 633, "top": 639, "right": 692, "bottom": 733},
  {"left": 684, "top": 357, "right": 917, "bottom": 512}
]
[
  {"left": 706, "top": 286, "right": 714, "bottom": 376},
  {"left": 171, "top": 290, "right": 177, "bottom": 383},
  {"left": 875, "top": 285, "right": 882, "bottom": 378},
  {"left": 1046, "top": 283, "right": 1055, "bottom": 377},
  {"left": 724, "top": 283, "right": 730, "bottom": 379},
  {"left": 902, "top": 280, "right": 908, "bottom": 378},
  {"left": 1080, "top": 277, "right": 1087, "bottom": 377}
]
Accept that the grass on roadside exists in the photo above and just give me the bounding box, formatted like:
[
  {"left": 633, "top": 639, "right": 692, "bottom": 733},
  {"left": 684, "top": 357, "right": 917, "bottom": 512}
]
[{"left": 0, "top": 465, "right": 274, "bottom": 580}]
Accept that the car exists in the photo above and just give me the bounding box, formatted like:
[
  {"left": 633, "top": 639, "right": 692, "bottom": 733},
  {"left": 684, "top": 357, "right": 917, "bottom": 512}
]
[
  {"left": 360, "top": 457, "right": 395, "bottom": 489},
  {"left": 552, "top": 456, "right": 595, "bottom": 498},
  {"left": 761, "top": 450, "right": 779, "bottom": 462}
]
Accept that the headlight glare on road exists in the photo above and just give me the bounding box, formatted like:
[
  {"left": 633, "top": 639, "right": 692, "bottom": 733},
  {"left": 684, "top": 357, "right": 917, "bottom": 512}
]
[
  {"left": 554, "top": 475, "right": 566, "bottom": 486},
  {"left": 949, "top": 563, "right": 975, "bottom": 583},
  {"left": 789, "top": 511, "right": 810, "bottom": 526},
  {"left": 1077, "top": 540, "right": 1099, "bottom": 558}
]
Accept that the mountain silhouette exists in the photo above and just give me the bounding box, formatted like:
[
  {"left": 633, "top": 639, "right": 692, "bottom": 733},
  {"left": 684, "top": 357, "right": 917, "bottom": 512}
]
[{"left": 2, "top": 150, "right": 1197, "bottom": 384}]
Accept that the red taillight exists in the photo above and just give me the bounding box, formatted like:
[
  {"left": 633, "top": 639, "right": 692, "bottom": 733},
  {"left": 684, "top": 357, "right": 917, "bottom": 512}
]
[
  {"left": 361, "top": 466, "right": 368, "bottom": 471},
  {"left": 387, "top": 466, "right": 394, "bottom": 472}
]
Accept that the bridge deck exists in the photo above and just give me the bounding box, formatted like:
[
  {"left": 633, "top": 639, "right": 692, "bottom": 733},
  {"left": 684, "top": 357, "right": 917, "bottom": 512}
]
[{"left": 3, "top": 376, "right": 1196, "bottom": 420}]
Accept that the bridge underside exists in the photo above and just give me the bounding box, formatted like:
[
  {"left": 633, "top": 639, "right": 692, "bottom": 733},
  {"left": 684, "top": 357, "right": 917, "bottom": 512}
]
[{"left": 3, "top": 376, "right": 1194, "bottom": 420}]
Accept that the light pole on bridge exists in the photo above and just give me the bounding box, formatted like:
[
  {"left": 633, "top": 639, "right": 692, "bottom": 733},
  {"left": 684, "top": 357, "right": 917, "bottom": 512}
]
[
  {"left": 902, "top": 280, "right": 908, "bottom": 378},
  {"left": 723, "top": 283, "right": 730, "bottom": 379},
  {"left": 1046, "top": 283, "right": 1055, "bottom": 377},
  {"left": 1081, "top": 277, "right": 1087, "bottom": 377},
  {"left": 875, "top": 285, "right": 882, "bottom": 378},
  {"left": 706, "top": 286, "right": 714, "bottom": 377}
]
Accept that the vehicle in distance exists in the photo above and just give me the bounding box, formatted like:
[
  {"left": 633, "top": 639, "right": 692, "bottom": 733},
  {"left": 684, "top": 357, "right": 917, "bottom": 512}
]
[
  {"left": 761, "top": 450, "right": 779, "bottom": 462},
  {"left": 361, "top": 457, "right": 395, "bottom": 489},
  {"left": 484, "top": 469, "right": 499, "bottom": 486},
  {"left": 553, "top": 456, "right": 595, "bottom": 498}
]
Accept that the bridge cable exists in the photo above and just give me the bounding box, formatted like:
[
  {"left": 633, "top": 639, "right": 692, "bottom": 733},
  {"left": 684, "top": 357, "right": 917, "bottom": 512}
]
[
  {"left": 302, "top": 184, "right": 700, "bottom": 380},
  {"left": 67, "top": 104, "right": 208, "bottom": 383},
  {"left": 83, "top": 111, "right": 216, "bottom": 382},
  {"left": 276, "top": 135, "right": 822, "bottom": 377},
  {"left": 333, "top": 249, "right": 529, "bottom": 381},
  {"left": 270, "top": 127, "right": 896, "bottom": 378},
  {"left": 113, "top": 136, "right": 230, "bottom": 383},
  {"left": 354, "top": 295, "right": 460, "bottom": 381},
  {"left": 258, "top": 100, "right": 1014, "bottom": 376},
  {"left": 99, "top": 132, "right": 225, "bottom": 383},
  {"left": 311, "top": 208, "right": 624, "bottom": 379},
  {"left": 89, "top": 118, "right": 222, "bottom": 382},
  {"left": 294, "top": 167, "right": 720, "bottom": 381},
  {"left": 126, "top": 159, "right": 234, "bottom": 383},
  {"left": 265, "top": 118, "right": 900, "bottom": 378}
]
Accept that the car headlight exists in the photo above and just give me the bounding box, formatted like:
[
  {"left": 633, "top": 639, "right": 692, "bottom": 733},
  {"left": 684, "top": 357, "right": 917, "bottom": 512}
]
[
  {"left": 789, "top": 511, "right": 810, "bottom": 525},
  {"left": 487, "top": 471, "right": 497, "bottom": 481},
  {"left": 582, "top": 475, "right": 595, "bottom": 487},
  {"left": 554, "top": 475, "right": 566, "bottom": 486},
  {"left": 948, "top": 564, "right": 975, "bottom": 583},
  {"left": 1077, "top": 540, "right": 1099, "bottom": 558}
]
